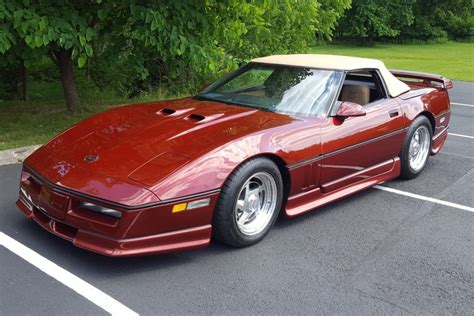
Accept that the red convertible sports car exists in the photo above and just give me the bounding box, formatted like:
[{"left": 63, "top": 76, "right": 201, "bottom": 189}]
[{"left": 17, "top": 54, "right": 452, "bottom": 256}]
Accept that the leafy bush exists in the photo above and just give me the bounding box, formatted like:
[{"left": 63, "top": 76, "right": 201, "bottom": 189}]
[
  {"left": 404, "top": 0, "right": 473, "bottom": 41},
  {"left": 334, "top": 0, "right": 416, "bottom": 43},
  {"left": 335, "top": 0, "right": 473, "bottom": 43}
]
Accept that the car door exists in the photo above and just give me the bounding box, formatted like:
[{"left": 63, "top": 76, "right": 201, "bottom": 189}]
[{"left": 319, "top": 70, "right": 405, "bottom": 193}]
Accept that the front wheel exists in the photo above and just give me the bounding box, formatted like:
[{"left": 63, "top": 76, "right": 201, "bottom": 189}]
[
  {"left": 400, "top": 116, "right": 433, "bottom": 179},
  {"left": 212, "top": 158, "right": 283, "bottom": 247}
]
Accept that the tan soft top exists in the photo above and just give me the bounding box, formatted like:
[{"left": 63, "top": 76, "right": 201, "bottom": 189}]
[{"left": 251, "top": 54, "right": 410, "bottom": 97}]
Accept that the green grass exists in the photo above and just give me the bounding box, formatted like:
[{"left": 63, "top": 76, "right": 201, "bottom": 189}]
[
  {"left": 0, "top": 99, "right": 125, "bottom": 150},
  {"left": 310, "top": 42, "right": 474, "bottom": 81},
  {"left": 0, "top": 85, "right": 183, "bottom": 151}
]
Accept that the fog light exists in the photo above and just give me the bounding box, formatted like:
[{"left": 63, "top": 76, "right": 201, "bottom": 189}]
[
  {"left": 187, "top": 198, "right": 211, "bottom": 210},
  {"left": 79, "top": 201, "right": 121, "bottom": 218}
]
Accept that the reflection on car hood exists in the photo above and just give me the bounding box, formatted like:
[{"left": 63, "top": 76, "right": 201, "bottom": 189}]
[{"left": 25, "top": 98, "right": 294, "bottom": 197}]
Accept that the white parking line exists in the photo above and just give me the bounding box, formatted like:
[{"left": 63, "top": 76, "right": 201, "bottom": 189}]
[
  {"left": 449, "top": 133, "right": 474, "bottom": 139},
  {"left": 374, "top": 186, "right": 474, "bottom": 213},
  {"left": 452, "top": 102, "right": 474, "bottom": 108},
  {"left": 0, "top": 232, "right": 138, "bottom": 316}
]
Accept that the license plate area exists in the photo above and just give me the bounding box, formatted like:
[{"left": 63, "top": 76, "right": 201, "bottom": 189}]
[{"left": 39, "top": 187, "right": 70, "bottom": 220}]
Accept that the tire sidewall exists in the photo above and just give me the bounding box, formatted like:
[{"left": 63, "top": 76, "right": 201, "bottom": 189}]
[
  {"left": 215, "top": 158, "right": 284, "bottom": 246},
  {"left": 401, "top": 116, "right": 433, "bottom": 178}
]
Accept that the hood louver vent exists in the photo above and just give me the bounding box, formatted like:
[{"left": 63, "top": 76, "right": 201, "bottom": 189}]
[
  {"left": 157, "top": 108, "right": 176, "bottom": 116},
  {"left": 185, "top": 114, "right": 205, "bottom": 122}
]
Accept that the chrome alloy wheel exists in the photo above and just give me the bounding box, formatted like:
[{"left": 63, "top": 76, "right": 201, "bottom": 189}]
[
  {"left": 408, "top": 125, "right": 430, "bottom": 172},
  {"left": 234, "top": 172, "right": 278, "bottom": 236}
]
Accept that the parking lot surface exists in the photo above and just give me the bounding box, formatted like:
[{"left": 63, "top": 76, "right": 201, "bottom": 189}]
[{"left": 1, "top": 81, "right": 473, "bottom": 315}]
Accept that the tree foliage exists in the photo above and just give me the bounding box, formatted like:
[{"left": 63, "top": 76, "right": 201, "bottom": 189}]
[
  {"left": 334, "top": 0, "right": 416, "bottom": 42},
  {"left": 315, "top": 0, "right": 352, "bottom": 42},
  {"left": 1, "top": 0, "right": 352, "bottom": 109},
  {"left": 335, "top": 0, "right": 473, "bottom": 42},
  {"left": 403, "top": 0, "right": 473, "bottom": 41},
  {"left": 0, "top": 0, "right": 103, "bottom": 110}
]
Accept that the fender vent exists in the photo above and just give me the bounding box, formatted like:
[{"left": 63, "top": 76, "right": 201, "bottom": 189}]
[
  {"left": 157, "top": 108, "right": 176, "bottom": 116},
  {"left": 185, "top": 114, "right": 205, "bottom": 122}
]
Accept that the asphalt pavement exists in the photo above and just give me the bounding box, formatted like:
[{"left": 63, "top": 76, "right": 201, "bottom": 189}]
[{"left": 0, "top": 81, "right": 473, "bottom": 315}]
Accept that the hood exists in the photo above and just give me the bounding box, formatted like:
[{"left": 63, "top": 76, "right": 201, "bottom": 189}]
[{"left": 26, "top": 98, "right": 294, "bottom": 201}]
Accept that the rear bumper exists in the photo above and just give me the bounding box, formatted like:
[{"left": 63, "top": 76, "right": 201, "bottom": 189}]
[{"left": 17, "top": 199, "right": 212, "bottom": 257}]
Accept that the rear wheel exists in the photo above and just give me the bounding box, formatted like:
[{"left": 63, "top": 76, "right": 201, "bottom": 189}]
[
  {"left": 212, "top": 158, "right": 283, "bottom": 247},
  {"left": 400, "top": 116, "right": 432, "bottom": 179}
]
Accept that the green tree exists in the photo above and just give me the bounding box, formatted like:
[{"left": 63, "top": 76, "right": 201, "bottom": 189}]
[
  {"left": 1, "top": 0, "right": 352, "bottom": 110},
  {"left": 334, "top": 0, "right": 416, "bottom": 42},
  {"left": 403, "top": 0, "right": 473, "bottom": 41},
  {"left": 0, "top": 44, "right": 33, "bottom": 101},
  {"left": 0, "top": 0, "right": 102, "bottom": 111},
  {"left": 315, "top": 0, "right": 352, "bottom": 42}
]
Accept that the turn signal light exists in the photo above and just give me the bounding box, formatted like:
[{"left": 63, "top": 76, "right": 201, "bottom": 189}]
[
  {"left": 172, "top": 198, "right": 211, "bottom": 213},
  {"left": 172, "top": 203, "right": 187, "bottom": 213}
]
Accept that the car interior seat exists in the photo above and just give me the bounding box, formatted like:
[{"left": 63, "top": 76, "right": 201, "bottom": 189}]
[{"left": 339, "top": 85, "right": 370, "bottom": 106}]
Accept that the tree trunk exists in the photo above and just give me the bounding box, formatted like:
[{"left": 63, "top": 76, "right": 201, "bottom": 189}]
[
  {"left": 52, "top": 48, "right": 81, "bottom": 111},
  {"left": 21, "top": 64, "right": 29, "bottom": 102}
]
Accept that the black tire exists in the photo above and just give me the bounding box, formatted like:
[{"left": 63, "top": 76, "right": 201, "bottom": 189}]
[
  {"left": 400, "top": 116, "right": 433, "bottom": 179},
  {"left": 212, "top": 157, "right": 284, "bottom": 247}
]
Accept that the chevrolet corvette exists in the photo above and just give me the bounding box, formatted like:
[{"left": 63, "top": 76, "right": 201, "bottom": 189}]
[{"left": 17, "top": 54, "right": 452, "bottom": 256}]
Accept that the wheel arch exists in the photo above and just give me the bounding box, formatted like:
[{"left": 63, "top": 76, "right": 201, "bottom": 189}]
[
  {"left": 415, "top": 111, "right": 435, "bottom": 134},
  {"left": 226, "top": 153, "right": 292, "bottom": 206},
  {"left": 258, "top": 153, "right": 291, "bottom": 202}
]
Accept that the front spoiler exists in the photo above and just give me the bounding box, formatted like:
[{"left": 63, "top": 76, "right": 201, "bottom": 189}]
[{"left": 17, "top": 199, "right": 211, "bottom": 257}]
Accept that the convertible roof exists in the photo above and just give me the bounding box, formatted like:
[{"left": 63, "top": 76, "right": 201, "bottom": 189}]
[{"left": 251, "top": 54, "right": 410, "bottom": 97}]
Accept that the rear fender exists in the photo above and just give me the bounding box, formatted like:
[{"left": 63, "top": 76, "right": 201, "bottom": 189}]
[{"left": 396, "top": 85, "right": 450, "bottom": 155}]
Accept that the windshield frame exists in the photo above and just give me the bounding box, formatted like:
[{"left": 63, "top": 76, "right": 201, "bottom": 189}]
[{"left": 195, "top": 62, "right": 345, "bottom": 118}]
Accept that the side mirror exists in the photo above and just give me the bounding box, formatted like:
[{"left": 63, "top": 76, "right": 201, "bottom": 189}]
[{"left": 336, "top": 101, "right": 366, "bottom": 118}]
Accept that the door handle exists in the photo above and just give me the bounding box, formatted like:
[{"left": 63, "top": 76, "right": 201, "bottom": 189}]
[{"left": 389, "top": 110, "right": 399, "bottom": 118}]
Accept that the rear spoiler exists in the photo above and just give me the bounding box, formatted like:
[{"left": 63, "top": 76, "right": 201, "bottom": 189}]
[{"left": 390, "top": 69, "right": 453, "bottom": 90}]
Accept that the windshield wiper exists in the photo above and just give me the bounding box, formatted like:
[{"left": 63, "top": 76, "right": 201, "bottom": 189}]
[{"left": 194, "top": 94, "right": 258, "bottom": 109}]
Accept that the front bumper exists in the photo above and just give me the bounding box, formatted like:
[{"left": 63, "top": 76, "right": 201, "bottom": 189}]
[{"left": 17, "top": 168, "right": 219, "bottom": 257}]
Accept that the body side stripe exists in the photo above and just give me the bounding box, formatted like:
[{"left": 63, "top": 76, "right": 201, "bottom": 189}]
[{"left": 288, "top": 127, "right": 408, "bottom": 170}]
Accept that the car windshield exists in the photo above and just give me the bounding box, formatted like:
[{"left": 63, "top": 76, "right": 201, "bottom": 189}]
[{"left": 196, "top": 63, "right": 343, "bottom": 116}]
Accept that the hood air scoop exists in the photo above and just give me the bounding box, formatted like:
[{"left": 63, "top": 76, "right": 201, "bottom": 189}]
[
  {"left": 157, "top": 108, "right": 176, "bottom": 116},
  {"left": 185, "top": 113, "right": 206, "bottom": 122}
]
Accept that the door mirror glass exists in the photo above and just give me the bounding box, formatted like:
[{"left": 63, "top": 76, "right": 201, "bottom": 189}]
[{"left": 336, "top": 101, "right": 366, "bottom": 118}]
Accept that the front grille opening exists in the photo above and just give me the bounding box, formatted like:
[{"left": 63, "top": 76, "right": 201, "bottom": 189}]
[
  {"left": 54, "top": 221, "right": 78, "bottom": 240},
  {"left": 33, "top": 208, "right": 50, "bottom": 224}
]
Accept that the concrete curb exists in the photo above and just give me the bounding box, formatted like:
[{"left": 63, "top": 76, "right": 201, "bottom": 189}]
[{"left": 0, "top": 145, "right": 41, "bottom": 166}]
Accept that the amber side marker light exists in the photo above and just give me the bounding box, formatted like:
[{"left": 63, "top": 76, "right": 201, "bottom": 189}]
[{"left": 172, "top": 198, "right": 211, "bottom": 213}]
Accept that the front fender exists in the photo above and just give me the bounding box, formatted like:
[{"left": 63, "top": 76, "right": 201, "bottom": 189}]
[{"left": 151, "top": 120, "right": 321, "bottom": 201}]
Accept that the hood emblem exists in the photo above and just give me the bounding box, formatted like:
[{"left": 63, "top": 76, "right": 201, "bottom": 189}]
[{"left": 84, "top": 154, "right": 99, "bottom": 163}]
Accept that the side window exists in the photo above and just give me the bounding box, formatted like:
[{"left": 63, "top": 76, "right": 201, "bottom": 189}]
[{"left": 338, "top": 70, "right": 387, "bottom": 106}]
